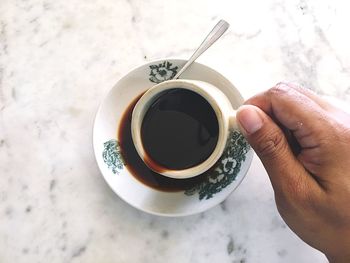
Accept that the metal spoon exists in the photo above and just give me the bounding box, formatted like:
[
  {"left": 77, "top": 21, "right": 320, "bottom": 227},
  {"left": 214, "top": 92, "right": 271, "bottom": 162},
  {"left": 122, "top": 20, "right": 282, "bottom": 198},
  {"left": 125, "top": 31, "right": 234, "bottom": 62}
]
[{"left": 173, "top": 19, "right": 230, "bottom": 79}]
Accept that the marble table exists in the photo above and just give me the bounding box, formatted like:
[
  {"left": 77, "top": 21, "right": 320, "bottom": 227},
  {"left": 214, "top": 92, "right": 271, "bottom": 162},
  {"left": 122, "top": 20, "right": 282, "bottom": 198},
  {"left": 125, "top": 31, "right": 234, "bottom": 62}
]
[{"left": 1, "top": 0, "right": 349, "bottom": 262}]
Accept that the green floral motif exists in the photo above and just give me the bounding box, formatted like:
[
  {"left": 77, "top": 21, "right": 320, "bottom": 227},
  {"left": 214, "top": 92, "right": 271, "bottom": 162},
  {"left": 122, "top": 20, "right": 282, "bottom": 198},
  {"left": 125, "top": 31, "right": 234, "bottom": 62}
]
[
  {"left": 185, "top": 131, "right": 250, "bottom": 200},
  {"left": 102, "top": 139, "right": 125, "bottom": 174},
  {"left": 149, "top": 61, "right": 178, "bottom": 83}
]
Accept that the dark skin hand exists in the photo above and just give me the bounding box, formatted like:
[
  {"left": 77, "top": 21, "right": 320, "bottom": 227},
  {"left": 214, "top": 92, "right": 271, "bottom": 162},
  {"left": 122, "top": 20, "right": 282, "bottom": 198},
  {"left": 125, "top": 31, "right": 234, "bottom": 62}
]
[{"left": 236, "top": 82, "right": 350, "bottom": 263}]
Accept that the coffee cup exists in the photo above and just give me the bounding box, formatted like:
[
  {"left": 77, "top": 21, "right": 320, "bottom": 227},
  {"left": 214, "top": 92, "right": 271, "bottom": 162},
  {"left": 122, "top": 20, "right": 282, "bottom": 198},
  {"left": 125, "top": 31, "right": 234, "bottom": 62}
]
[{"left": 131, "top": 79, "right": 240, "bottom": 179}]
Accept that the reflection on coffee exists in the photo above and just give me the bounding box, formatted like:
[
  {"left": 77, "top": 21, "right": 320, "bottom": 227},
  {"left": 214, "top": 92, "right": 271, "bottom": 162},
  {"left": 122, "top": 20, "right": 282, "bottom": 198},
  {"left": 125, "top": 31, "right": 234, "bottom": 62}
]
[{"left": 141, "top": 88, "right": 219, "bottom": 170}]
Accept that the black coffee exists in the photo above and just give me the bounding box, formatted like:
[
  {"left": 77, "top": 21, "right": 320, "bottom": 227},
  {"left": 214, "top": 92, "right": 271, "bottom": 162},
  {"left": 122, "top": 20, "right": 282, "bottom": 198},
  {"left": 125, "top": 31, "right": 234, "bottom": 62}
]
[
  {"left": 119, "top": 93, "right": 209, "bottom": 192},
  {"left": 141, "top": 88, "right": 219, "bottom": 170}
]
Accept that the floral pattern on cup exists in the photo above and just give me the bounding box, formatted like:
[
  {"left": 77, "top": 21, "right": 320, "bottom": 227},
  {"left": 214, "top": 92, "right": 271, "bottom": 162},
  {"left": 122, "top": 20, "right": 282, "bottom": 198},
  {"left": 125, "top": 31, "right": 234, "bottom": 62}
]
[
  {"left": 185, "top": 131, "right": 250, "bottom": 200},
  {"left": 102, "top": 139, "right": 124, "bottom": 174},
  {"left": 149, "top": 61, "right": 178, "bottom": 83}
]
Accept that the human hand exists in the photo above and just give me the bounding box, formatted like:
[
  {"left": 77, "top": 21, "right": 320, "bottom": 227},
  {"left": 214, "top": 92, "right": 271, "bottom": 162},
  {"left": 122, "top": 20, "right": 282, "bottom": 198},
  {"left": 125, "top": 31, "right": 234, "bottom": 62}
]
[{"left": 236, "top": 83, "right": 350, "bottom": 262}]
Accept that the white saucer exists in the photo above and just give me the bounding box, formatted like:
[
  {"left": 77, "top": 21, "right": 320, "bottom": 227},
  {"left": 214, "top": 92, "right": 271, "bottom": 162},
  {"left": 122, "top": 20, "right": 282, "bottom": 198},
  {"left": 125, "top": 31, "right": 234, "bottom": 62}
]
[{"left": 93, "top": 59, "right": 253, "bottom": 217}]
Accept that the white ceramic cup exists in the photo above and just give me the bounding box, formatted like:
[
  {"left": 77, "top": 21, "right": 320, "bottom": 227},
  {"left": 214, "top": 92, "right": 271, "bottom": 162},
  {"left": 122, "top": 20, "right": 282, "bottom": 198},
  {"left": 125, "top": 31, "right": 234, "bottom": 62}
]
[{"left": 131, "top": 79, "right": 239, "bottom": 179}]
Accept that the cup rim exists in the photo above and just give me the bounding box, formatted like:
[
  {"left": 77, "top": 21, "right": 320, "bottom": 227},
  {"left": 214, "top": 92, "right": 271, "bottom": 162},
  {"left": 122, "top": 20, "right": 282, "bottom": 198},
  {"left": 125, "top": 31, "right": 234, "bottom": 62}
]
[{"left": 131, "top": 79, "right": 234, "bottom": 179}]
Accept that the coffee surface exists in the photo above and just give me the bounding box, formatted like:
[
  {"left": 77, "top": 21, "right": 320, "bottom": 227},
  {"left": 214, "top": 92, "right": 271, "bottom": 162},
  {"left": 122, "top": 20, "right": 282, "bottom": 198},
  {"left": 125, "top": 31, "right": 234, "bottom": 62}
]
[
  {"left": 118, "top": 94, "right": 208, "bottom": 192},
  {"left": 141, "top": 88, "right": 219, "bottom": 170}
]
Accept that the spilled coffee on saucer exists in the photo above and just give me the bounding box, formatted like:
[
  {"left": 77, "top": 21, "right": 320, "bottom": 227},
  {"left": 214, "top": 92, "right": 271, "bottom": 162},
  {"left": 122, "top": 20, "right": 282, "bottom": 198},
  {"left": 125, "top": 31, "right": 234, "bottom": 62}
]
[{"left": 141, "top": 88, "right": 219, "bottom": 170}]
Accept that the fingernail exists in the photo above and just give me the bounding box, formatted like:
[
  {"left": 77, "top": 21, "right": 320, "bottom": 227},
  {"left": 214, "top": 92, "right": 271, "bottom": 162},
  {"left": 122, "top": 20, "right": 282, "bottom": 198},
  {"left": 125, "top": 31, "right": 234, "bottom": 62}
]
[{"left": 237, "top": 106, "right": 263, "bottom": 135}]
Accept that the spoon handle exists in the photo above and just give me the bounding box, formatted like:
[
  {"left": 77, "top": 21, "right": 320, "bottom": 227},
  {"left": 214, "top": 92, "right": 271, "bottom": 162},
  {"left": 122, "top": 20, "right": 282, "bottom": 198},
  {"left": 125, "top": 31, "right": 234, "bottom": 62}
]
[{"left": 173, "top": 19, "right": 230, "bottom": 79}]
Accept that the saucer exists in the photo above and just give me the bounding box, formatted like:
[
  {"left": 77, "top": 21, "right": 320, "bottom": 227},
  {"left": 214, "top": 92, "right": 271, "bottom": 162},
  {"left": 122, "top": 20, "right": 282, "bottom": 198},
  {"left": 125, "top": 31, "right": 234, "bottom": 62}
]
[{"left": 93, "top": 59, "right": 254, "bottom": 217}]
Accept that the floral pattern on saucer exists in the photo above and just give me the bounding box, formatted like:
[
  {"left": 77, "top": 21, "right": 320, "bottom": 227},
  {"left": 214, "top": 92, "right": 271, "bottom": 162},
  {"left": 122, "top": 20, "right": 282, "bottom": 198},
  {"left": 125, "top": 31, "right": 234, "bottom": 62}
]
[
  {"left": 102, "top": 139, "right": 124, "bottom": 174},
  {"left": 149, "top": 61, "right": 178, "bottom": 83},
  {"left": 185, "top": 131, "right": 250, "bottom": 200}
]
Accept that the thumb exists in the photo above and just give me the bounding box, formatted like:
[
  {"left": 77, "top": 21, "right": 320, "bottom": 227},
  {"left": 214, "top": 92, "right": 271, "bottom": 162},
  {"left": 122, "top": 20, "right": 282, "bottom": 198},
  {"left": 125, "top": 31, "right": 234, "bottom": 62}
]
[{"left": 236, "top": 105, "right": 312, "bottom": 193}]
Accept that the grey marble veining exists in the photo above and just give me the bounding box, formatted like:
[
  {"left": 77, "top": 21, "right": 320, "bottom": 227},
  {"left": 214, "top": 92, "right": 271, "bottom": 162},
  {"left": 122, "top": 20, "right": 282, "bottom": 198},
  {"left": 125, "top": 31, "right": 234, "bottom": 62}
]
[{"left": 1, "top": 0, "right": 349, "bottom": 262}]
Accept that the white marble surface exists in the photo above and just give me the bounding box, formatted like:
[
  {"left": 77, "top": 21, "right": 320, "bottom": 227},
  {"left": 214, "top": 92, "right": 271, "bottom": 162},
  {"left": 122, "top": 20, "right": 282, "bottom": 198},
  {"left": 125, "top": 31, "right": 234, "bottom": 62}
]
[{"left": 1, "top": 0, "right": 350, "bottom": 262}]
